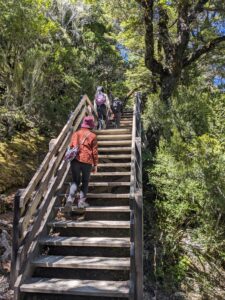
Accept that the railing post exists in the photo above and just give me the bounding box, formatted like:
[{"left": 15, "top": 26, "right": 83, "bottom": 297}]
[
  {"left": 134, "top": 191, "right": 143, "bottom": 300},
  {"left": 11, "top": 189, "right": 23, "bottom": 287}
]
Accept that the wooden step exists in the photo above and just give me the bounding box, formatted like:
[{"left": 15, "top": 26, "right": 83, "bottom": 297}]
[
  {"left": 121, "top": 117, "right": 133, "bottom": 120},
  {"left": 99, "top": 154, "right": 131, "bottom": 159},
  {"left": 98, "top": 147, "right": 131, "bottom": 152},
  {"left": 98, "top": 163, "right": 131, "bottom": 167},
  {"left": 21, "top": 278, "right": 130, "bottom": 297},
  {"left": 98, "top": 140, "right": 131, "bottom": 146},
  {"left": 97, "top": 134, "right": 132, "bottom": 141},
  {"left": 48, "top": 220, "right": 130, "bottom": 229},
  {"left": 120, "top": 120, "right": 133, "bottom": 124},
  {"left": 87, "top": 193, "right": 130, "bottom": 198},
  {"left": 120, "top": 124, "right": 132, "bottom": 127},
  {"left": 32, "top": 256, "right": 130, "bottom": 270},
  {"left": 94, "top": 129, "right": 131, "bottom": 135},
  {"left": 91, "top": 172, "right": 131, "bottom": 176},
  {"left": 89, "top": 182, "right": 130, "bottom": 187},
  {"left": 56, "top": 206, "right": 130, "bottom": 213},
  {"left": 64, "top": 182, "right": 130, "bottom": 187},
  {"left": 39, "top": 236, "right": 130, "bottom": 247}
]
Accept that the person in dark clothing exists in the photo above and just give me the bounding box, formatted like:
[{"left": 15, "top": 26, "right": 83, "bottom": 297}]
[{"left": 112, "top": 97, "right": 123, "bottom": 128}]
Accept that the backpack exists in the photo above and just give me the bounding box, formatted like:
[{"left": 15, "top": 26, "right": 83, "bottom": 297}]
[
  {"left": 64, "top": 132, "right": 91, "bottom": 162},
  {"left": 95, "top": 92, "right": 106, "bottom": 106},
  {"left": 112, "top": 100, "right": 122, "bottom": 113}
]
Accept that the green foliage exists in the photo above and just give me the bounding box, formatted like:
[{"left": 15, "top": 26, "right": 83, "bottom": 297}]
[
  {"left": 0, "top": 0, "right": 129, "bottom": 196},
  {"left": 1, "top": 1, "right": 225, "bottom": 297},
  {"left": 0, "top": 0, "right": 127, "bottom": 139},
  {"left": 145, "top": 85, "right": 225, "bottom": 292}
]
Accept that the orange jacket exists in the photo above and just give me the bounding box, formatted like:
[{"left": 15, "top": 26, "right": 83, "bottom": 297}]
[{"left": 70, "top": 128, "right": 98, "bottom": 166}]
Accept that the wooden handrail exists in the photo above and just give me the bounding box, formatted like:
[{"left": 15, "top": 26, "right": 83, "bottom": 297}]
[
  {"left": 19, "top": 97, "right": 88, "bottom": 209},
  {"left": 129, "top": 92, "right": 143, "bottom": 299},
  {"left": 11, "top": 95, "right": 97, "bottom": 286}
]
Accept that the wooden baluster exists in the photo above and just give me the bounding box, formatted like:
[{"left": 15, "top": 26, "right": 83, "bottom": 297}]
[{"left": 11, "top": 189, "right": 24, "bottom": 287}]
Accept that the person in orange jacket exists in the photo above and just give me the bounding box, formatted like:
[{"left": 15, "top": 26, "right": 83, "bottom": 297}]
[{"left": 64, "top": 116, "right": 98, "bottom": 210}]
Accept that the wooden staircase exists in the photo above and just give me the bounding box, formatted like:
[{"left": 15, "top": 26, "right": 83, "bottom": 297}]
[{"left": 11, "top": 95, "right": 143, "bottom": 299}]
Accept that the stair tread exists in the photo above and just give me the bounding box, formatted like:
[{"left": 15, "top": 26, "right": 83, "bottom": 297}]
[
  {"left": 39, "top": 236, "right": 130, "bottom": 247},
  {"left": 89, "top": 182, "right": 130, "bottom": 186},
  {"left": 56, "top": 206, "right": 130, "bottom": 212},
  {"left": 48, "top": 220, "right": 130, "bottom": 228},
  {"left": 87, "top": 193, "right": 130, "bottom": 198},
  {"left": 98, "top": 163, "right": 131, "bottom": 167},
  {"left": 99, "top": 154, "right": 131, "bottom": 159},
  {"left": 97, "top": 134, "right": 131, "bottom": 140},
  {"left": 98, "top": 147, "right": 131, "bottom": 152},
  {"left": 98, "top": 141, "right": 131, "bottom": 145},
  {"left": 32, "top": 255, "right": 130, "bottom": 270},
  {"left": 94, "top": 129, "right": 131, "bottom": 135},
  {"left": 91, "top": 172, "right": 131, "bottom": 176},
  {"left": 21, "top": 278, "right": 130, "bottom": 297}
]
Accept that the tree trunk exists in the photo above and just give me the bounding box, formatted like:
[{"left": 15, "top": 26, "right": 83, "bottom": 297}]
[{"left": 160, "top": 74, "right": 179, "bottom": 107}]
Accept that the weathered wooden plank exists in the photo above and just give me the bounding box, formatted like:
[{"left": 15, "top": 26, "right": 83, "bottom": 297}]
[
  {"left": 98, "top": 140, "right": 131, "bottom": 146},
  {"left": 87, "top": 193, "right": 130, "bottom": 198},
  {"left": 129, "top": 103, "right": 136, "bottom": 300},
  {"left": 91, "top": 172, "right": 131, "bottom": 176},
  {"left": 83, "top": 94, "right": 98, "bottom": 119},
  {"left": 94, "top": 129, "right": 131, "bottom": 135},
  {"left": 10, "top": 189, "right": 23, "bottom": 287},
  {"left": 97, "top": 163, "right": 131, "bottom": 167},
  {"left": 32, "top": 255, "right": 130, "bottom": 270},
  {"left": 48, "top": 220, "right": 130, "bottom": 229},
  {"left": 71, "top": 105, "right": 88, "bottom": 132},
  {"left": 19, "top": 131, "right": 71, "bottom": 236},
  {"left": 88, "top": 182, "right": 130, "bottom": 187},
  {"left": 21, "top": 278, "right": 130, "bottom": 298},
  {"left": 97, "top": 134, "right": 132, "bottom": 141},
  {"left": 135, "top": 191, "right": 143, "bottom": 300},
  {"left": 120, "top": 120, "right": 133, "bottom": 124},
  {"left": 98, "top": 154, "right": 131, "bottom": 159},
  {"left": 39, "top": 236, "right": 130, "bottom": 247},
  {"left": 55, "top": 206, "right": 130, "bottom": 213},
  {"left": 98, "top": 147, "right": 131, "bottom": 152}
]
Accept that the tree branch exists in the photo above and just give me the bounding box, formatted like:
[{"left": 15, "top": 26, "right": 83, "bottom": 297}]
[
  {"left": 189, "top": 0, "right": 210, "bottom": 23},
  {"left": 183, "top": 36, "right": 225, "bottom": 67},
  {"left": 174, "top": 1, "right": 191, "bottom": 71},
  {"left": 158, "top": 5, "right": 174, "bottom": 64},
  {"left": 142, "top": 0, "right": 167, "bottom": 75},
  {"left": 135, "top": 0, "right": 148, "bottom": 9}
]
